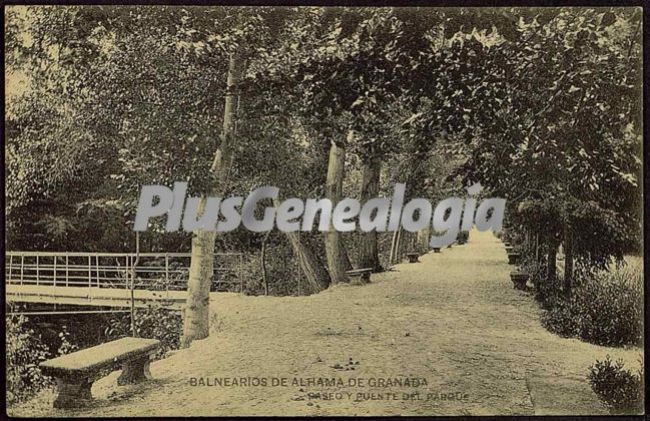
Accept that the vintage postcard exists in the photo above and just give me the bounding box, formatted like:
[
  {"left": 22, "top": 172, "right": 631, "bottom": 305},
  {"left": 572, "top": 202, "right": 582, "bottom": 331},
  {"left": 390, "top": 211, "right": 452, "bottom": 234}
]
[{"left": 4, "top": 4, "right": 645, "bottom": 417}]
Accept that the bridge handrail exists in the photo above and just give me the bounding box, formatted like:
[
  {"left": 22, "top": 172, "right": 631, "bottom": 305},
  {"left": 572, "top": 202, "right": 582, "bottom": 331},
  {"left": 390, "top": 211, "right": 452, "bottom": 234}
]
[
  {"left": 6, "top": 251, "right": 241, "bottom": 257},
  {"left": 5, "top": 251, "right": 245, "bottom": 292}
]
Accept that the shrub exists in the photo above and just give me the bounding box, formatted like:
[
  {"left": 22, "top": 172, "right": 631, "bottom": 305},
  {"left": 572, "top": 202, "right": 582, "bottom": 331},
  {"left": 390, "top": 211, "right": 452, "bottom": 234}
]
[
  {"left": 526, "top": 261, "right": 563, "bottom": 309},
  {"left": 540, "top": 262, "right": 643, "bottom": 347},
  {"left": 105, "top": 303, "right": 183, "bottom": 358},
  {"left": 57, "top": 324, "right": 79, "bottom": 355},
  {"left": 540, "top": 298, "right": 579, "bottom": 337},
  {"left": 6, "top": 315, "right": 53, "bottom": 405},
  {"left": 588, "top": 355, "right": 644, "bottom": 414}
]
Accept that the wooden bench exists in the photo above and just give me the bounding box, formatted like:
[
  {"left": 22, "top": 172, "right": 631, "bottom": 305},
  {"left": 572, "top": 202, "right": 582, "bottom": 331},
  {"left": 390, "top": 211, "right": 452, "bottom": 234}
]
[
  {"left": 346, "top": 268, "right": 373, "bottom": 285},
  {"left": 40, "top": 337, "right": 160, "bottom": 408},
  {"left": 406, "top": 252, "right": 419, "bottom": 263}
]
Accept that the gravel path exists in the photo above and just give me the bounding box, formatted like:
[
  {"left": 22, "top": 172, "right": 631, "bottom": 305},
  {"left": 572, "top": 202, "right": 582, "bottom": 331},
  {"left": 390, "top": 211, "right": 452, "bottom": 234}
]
[{"left": 10, "top": 229, "right": 641, "bottom": 416}]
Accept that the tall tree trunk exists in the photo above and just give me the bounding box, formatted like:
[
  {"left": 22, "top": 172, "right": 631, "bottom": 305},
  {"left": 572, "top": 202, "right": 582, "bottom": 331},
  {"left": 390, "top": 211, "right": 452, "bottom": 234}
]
[
  {"left": 389, "top": 228, "right": 399, "bottom": 265},
  {"left": 273, "top": 198, "right": 330, "bottom": 292},
  {"left": 260, "top": 230, "right": 271, "bottom": 296},
  {"left": 341, "top": 239, "right": 354, "bottom": 271},
  {"left": 409, "top": 232, "right": 417, "bottom": 252},
  {"left": 182, "top": 54, "right": 244, "bottom": 348},
  {"left": 390, "top": 227, "right": 403, "bottom": 264},
  {"left": 563, "top": 222, "right": 574, "bottom": 298},
  {"left": 324, "top": 140, "right": 349, "bottom": 283},
  {"left": 358, "top": 157, "right": 381, "bottom": 271},
  {"left": 285, "top": 231, "right": 331, "bottom": 293},
  {"left": 417, "top": 227, "right": 430, "bottom": 253},
  {"left": 547, "top": 242, "right": 557, "bottom": 280},
  {"left": 395, "top": 227, "right": 403, "bottom": 262}
]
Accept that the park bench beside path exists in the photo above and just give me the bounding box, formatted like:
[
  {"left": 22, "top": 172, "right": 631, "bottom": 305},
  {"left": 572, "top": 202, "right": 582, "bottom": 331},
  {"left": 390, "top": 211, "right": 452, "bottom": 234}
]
[{"left": 40, "top": 337, "right": 160, "bottom": 408}]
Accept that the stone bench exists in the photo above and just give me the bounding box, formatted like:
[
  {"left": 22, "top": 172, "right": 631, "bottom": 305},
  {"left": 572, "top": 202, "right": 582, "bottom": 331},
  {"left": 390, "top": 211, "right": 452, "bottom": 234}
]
[
  {"left": 406, "top": 252, "right": 419, "bottom": 263},
  {"left": 40, "top": 336, "right": 160, "bottom": 408},
  {"left": 507, "top": 252, "right": 521, "bottom": 265},
  {"left": 510, "top": 271, "right": 529, "bottom": 290},
  {"left": 346, "top": 268, "right": 373, "bottom": 285},
  {"left": 432, "top": 247, "right": 441, "bottom": 253}
]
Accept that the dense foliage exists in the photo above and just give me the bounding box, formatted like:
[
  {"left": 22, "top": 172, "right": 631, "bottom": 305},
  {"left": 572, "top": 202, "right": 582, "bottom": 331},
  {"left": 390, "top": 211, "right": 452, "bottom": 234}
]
[
  {"left": 525, "top": 257, "right": 643, "bottom": 347},
  {"left": 589, "top": 355, "right": 644, "bottom": 414},
  {"left": 541, "top": 263, "right": 643, "bottom": 347},
  {"left": 6, "top": 315, "right": 53, "bottom": 405},
  {"left": 105, "top": 305, "right": 183, "bottom": 358},
  {"left": 6, "top": 7, "right": 640, "bottom": 267},
  {"left": 5, "top": 313, "right": 77, "bottom": 404},
  {"left": 464, "top": 9, "right": 642, "bottom": 273}
]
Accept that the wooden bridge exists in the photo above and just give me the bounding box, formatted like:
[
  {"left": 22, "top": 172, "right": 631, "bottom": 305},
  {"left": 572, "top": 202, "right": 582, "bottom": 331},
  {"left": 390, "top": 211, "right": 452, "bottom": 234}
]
[{"left": 5, "top": 251, "right": 243, "bottom": 310}]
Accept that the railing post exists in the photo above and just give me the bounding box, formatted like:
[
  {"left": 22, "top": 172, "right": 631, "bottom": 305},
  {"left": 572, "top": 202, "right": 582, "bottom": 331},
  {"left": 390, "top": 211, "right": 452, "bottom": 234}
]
[
  {"left": 239, "top": 254, "right": 244, "bottom": 293},
  {"left": 126, "top": 255, "right": 130, "bottom": 288},
  {"left": 165, "top": 254, "right": 170, "bottom": 293},
  {"left": 36, "top": 255, "right": 39, "bottom": 286},
  {"left": 65, "top": 254, "right": 69, "bottom": 287},
  {"left": 53, "top": 256, "right": 57, "bottom": 287},
  {"left": 8, "top": 254, "right": 13, "bottom": 283},
  {"left": 20, "top": 254, "right": 24, "bottom": 286},
  {"left": 88, "top": 256, "right": 92, "bottom": 288},
  {"left": 132, "top": 254, "right": 137, "bottom": 288},
  {"left": 96, "top": 255, "right": 100, "bottom": 288}
]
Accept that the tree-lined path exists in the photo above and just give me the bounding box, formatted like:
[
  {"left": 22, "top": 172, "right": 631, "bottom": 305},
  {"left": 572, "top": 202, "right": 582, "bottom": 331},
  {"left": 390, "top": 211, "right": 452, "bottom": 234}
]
[{"left": 11, "top": 230, "right": 640, "bottom": 416}]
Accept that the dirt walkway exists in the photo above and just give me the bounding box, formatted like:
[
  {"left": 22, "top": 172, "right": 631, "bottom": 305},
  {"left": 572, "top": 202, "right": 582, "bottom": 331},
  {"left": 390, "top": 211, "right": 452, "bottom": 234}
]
[{"left": 11, "top": 230, "right": 641, "bottom": 416}]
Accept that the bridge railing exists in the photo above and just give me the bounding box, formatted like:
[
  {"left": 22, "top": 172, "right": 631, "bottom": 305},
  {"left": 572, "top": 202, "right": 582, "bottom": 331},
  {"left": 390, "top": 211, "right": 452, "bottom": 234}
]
[{"left": 5, "top": 252, "right": 244, "bottom": 292}]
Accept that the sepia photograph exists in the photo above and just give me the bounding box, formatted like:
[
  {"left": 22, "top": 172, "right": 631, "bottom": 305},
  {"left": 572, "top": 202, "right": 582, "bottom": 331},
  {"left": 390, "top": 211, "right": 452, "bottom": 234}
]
[{"left": 4, "top": 4, "right": 645, "bottom": 417}]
